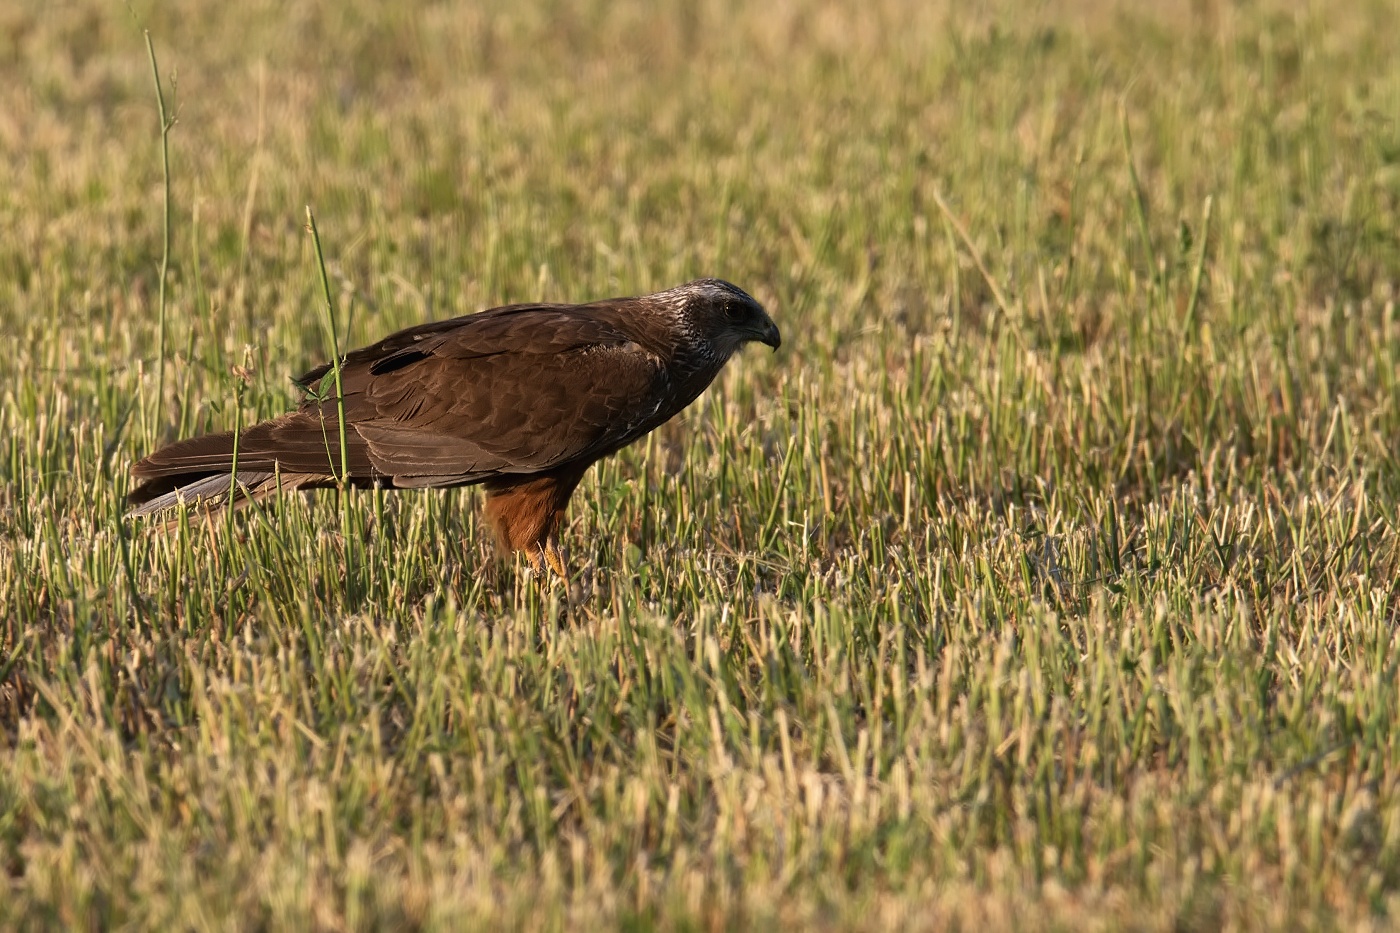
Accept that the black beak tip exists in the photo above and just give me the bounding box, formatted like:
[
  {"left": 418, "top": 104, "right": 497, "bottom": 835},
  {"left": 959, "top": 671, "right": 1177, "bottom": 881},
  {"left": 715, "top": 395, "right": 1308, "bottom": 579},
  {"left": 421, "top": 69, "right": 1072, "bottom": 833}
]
[{"left": 764, "top": 324, "right": 782, "bottom": 351}]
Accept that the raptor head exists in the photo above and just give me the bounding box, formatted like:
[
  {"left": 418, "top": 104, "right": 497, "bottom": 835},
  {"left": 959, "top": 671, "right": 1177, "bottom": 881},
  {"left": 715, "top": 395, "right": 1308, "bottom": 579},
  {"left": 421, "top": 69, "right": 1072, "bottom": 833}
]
[{"left": 658, "top": 278, "right": 781, "bottom": 359}]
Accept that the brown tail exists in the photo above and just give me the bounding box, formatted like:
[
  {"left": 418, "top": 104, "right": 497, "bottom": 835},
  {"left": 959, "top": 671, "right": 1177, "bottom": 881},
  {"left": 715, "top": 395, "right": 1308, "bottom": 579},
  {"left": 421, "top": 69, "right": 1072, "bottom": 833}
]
[
  {"left": 126, "top": 412, "right": 370, "bottom": 515},
  {"left": 127, "top": 469, "right": 295, "bottom": 516}
]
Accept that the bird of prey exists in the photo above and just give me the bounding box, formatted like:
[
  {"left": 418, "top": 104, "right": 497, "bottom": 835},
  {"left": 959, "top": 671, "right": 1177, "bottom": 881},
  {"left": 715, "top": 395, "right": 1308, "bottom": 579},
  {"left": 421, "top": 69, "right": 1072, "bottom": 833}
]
[{"left": 127, "top": 278, "right": 781, "bottom": 578}]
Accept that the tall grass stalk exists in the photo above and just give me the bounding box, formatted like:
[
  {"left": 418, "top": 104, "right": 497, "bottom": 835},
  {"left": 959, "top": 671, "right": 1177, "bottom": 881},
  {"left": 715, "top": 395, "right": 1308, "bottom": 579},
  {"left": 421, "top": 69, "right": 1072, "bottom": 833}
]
[
  {"left": 143, "top": 30, "right": 175, "bottom": 445},
  {"left": 305, "top": 206, "right": 353, "bottom": 537}
]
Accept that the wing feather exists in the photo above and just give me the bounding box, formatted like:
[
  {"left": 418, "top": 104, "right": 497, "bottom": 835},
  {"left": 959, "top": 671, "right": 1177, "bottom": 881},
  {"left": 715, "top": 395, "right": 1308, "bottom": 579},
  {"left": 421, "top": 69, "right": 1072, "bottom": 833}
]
[
  {"left": 132, "top": 302, "right": 687, "bottom": 504},
  {"left": 299, "top": 305, "right": 678, "bottom": 485}
]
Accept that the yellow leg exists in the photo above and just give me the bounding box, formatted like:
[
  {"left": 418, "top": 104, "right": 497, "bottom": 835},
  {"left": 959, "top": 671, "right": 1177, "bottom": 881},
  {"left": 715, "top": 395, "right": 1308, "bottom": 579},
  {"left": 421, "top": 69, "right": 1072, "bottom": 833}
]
[
  {"left": 542, "top": 534, "right": 570, "bottom": 580},
  {"left": 524, "top": 535, "right": 569, "bottom": 581}
]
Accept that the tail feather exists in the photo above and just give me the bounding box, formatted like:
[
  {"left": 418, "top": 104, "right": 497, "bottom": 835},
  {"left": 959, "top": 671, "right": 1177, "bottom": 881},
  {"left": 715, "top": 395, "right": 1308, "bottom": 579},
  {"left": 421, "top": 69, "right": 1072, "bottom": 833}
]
[
  {"left": 126, "top": 470, "right": 279, "bottom": 516},
  {"left": 131, "top": 413, "right": 372, "bottom": 479},
  {"left": 129, "top": 429, "right": 243, "bottom": 477},
  {"left": 127, "top": 411, "right": 376, "bottom": 517}
]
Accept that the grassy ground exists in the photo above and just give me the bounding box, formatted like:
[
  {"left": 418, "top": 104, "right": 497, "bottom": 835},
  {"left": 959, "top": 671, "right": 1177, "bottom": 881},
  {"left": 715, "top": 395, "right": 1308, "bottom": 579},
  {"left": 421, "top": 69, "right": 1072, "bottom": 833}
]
[{"left": 2, "top": 0, "right": 1399, "bottom": 928}]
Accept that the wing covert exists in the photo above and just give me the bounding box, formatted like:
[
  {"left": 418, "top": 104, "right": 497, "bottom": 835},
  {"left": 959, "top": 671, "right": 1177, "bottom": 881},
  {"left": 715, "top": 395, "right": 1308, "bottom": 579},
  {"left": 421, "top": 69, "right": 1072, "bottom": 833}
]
[{"left": 295, "top": 307, "right": 679, "bottom": 485}]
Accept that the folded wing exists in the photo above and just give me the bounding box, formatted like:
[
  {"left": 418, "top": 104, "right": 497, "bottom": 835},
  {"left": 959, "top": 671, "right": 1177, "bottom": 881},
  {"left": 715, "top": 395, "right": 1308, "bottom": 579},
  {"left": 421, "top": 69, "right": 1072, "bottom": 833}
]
[{"left": 129, "top": 305, "right": 674, "bottom": 506}]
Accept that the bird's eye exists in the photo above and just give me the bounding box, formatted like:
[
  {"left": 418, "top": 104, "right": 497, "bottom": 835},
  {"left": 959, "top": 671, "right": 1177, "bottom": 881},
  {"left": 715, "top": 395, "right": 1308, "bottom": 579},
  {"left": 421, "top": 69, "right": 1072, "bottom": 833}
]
[{"left": 725, "top": 301, "right": 743, "bottom": 321}]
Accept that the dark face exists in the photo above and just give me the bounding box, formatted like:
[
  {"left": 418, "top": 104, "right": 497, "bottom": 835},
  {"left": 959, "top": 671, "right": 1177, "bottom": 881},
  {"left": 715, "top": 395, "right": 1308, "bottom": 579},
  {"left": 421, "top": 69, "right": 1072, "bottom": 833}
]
[{"left": 687, "top": 278, "right": 781, "bottom": 355}]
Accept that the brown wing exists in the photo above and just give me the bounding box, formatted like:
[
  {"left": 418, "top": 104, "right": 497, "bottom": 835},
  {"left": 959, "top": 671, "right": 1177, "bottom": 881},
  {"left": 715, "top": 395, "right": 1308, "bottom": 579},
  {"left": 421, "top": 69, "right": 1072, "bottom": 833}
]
[
  {"left": 292, "top": 301, "right": 582, "bottom": 388},
  {"left": 132, "top": 304, "right": 677, "bottom": 490}
]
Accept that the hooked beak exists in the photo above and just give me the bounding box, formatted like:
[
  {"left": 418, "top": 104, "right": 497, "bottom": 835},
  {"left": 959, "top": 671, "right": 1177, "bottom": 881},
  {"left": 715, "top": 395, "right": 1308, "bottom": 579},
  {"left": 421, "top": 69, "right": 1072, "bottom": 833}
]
[{"left": 757, "top": 315, "right": 781, "bottom": 351}]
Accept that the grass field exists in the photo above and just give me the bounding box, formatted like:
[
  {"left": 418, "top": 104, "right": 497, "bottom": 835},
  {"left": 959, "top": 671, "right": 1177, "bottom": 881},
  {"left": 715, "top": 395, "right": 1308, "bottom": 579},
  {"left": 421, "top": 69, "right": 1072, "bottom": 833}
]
[{"left": 3, "top": 0, "right": 1400, "bottom": 928}]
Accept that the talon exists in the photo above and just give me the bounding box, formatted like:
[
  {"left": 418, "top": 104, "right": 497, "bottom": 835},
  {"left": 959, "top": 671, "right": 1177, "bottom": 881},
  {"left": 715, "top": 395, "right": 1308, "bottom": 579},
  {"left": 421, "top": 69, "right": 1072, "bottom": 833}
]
[
  {"left": 542, "top": 535, "right": 570, "bottom": 580},
  {"left": 525, "top": 544, "right": 547, "bottom": 578}
]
